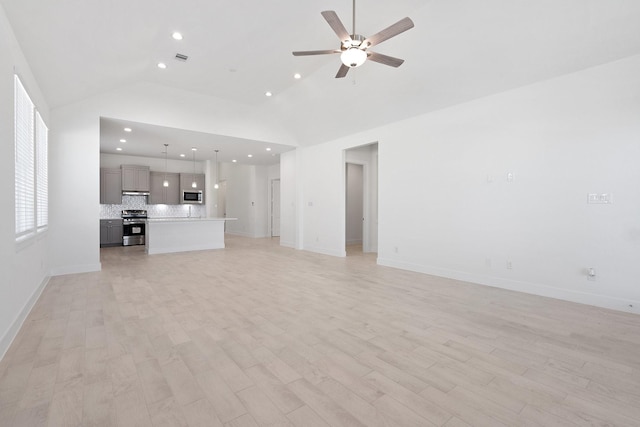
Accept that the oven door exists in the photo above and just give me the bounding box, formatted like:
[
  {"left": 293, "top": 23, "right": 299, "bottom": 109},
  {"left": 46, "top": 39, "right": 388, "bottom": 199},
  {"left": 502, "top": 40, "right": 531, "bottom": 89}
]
[{"left": 123, "top": 221, "right": 145, "bottom": 246}]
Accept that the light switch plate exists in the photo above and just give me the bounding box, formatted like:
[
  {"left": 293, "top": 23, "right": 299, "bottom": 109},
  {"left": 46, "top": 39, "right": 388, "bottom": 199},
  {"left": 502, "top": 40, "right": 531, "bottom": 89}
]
[{"left": 587, "top": 193, "right": 612, "bottom": 204}]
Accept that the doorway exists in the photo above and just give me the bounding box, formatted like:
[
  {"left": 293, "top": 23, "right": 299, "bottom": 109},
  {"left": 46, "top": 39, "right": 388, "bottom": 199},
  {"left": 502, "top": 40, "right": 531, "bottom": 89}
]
[{"left": 344, "top": 143, "right": 378, "bottom": 255}]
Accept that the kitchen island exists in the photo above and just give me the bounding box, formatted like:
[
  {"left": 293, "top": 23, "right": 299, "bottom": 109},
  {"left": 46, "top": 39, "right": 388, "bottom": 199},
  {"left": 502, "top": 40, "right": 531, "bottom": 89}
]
[{"left": 145, "top": 217, "right": 235, "bottom": 255}]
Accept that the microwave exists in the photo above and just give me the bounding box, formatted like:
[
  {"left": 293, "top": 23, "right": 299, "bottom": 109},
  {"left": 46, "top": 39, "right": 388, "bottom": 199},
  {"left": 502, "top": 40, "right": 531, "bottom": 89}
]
[{"left": 182, "top": 190, "right": 203, "bottom": 204}]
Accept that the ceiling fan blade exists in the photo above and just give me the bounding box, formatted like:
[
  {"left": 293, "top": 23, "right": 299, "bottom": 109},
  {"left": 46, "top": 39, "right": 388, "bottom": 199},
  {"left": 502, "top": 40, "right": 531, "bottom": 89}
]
[
  {"left": 335, "top": 64, "right": 350, "bottom": 78},
  {"left": 367, "top": 52, "right": 405, "bottom": 68},
  {"left": 292, "top": 49, "right": 340, "bottom": 56},
  {"left": 361, "top": 17, "right": 414, "bottom": 48},
  {"left": 321, "top": 10, "right": 351, "bottom": 43}
]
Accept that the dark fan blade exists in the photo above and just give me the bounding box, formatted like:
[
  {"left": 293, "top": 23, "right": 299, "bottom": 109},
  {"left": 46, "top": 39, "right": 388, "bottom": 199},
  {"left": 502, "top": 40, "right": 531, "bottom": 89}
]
[
  {"left": 361, "top": 17, "right": 414, "bottom": 48},
  {"left": 321, "top": 10, "right": 351, "bottom": 43},
  {"left": 292, "top": 49, "right": 340, "bottom": 56},
  {"left": 367, "top": 51, "right": 405, "bottom": 68},
  {"left": 335, "top": 64, "right": 350, "bottom": 78}
]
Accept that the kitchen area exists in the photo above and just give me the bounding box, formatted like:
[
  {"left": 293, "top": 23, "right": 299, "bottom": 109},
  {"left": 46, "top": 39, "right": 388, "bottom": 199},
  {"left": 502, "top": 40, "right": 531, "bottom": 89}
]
[
  {"left": 100, "top": 160, "right": 233, "bottom": 254},
  {"left": 99, "top": 117, "right": 287, "bottom": 251}
]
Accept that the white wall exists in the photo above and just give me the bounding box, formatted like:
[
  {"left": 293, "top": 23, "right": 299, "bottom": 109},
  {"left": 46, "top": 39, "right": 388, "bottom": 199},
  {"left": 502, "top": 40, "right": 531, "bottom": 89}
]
[
  {"left": 49, "top": 102, "right": 102, "bottom": 275},
  {"left": 266, "top": 163, "right": 280, "bottom": 237},
  {"left": 100, "top": 153, "right": 205, "bottom": 174},
  {"left": 218, "top": 162, "right": 276, "bottom": 238},
  {"left": 292, "top": 55, "right": 640, "bottom": 314},
  {"left": 0, "top": 5, "right": 51, "bottom": 357}
]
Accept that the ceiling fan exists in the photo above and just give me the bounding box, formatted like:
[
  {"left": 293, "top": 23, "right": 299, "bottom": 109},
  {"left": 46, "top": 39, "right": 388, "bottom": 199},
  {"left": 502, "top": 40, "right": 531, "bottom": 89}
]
[{"left": 292, "top": 0, "right": 414, "bottom": 78}]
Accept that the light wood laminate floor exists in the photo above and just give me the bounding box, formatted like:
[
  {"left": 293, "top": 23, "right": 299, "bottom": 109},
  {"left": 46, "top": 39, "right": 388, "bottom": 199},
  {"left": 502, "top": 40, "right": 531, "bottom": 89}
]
[{"left": 1, "top": 235, "right": 639, "bottom": 426}]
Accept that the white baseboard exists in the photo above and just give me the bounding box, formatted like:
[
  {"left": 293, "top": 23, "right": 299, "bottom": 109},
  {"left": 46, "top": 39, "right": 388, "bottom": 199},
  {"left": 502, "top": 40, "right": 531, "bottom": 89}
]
[
  {"left": 304, "top": 245, "right": 346, "bottom": 258},
  {"left": 146, "top": 243, "right": 225, "bottom": 255},
  {"left": 377, "top": 257, "right": 640, "bottom": 315},
  {"left": 50, "top": 263, "right": 101, "bottom": 276},
  {"left": 0, "top": 276, "right": 50, "bottom": 360},
  {"left": 225, "top": 231, "right": 255, "bottom": 238},
  {"left": 279, "top": 239, "right": 296, "bottom": 249}
]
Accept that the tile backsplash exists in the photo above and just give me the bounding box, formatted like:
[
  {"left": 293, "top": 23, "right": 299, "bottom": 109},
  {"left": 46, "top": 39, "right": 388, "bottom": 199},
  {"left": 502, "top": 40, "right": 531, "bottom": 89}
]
[{"left": 100, "top": 195, "right": 207, "bottom": 219}]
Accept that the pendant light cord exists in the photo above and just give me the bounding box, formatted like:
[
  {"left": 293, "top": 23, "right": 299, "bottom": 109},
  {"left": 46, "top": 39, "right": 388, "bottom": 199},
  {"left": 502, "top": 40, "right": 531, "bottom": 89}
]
[{"left": 163, "top": 144, "right": 169, "bottom": 186}]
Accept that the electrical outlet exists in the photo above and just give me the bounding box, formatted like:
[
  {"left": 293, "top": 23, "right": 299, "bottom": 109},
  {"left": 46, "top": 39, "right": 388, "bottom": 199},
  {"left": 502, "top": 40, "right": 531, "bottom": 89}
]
[
  {"left": 506, "top": 260, "right": 513, "bottom": 270},
  {"left": 587, "top": 267, "right": 596, "bottom": 281}
]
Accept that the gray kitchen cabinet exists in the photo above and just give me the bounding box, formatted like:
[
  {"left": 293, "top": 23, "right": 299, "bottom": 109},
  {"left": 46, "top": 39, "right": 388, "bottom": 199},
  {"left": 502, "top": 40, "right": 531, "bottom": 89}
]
[
  {"left": 180, "top": 173, "right": 206, "bottom": 191},
  {"left": 121, "top": 165, "right": 150, "bottom": 192},
  {"left": 100, "top": 219, "right": 123, "bottom": 247},
  {"left": 148, "top": 171, "right": 180, "bottom": 204},
  {"left": 100, "top": 168, "right": 122, "bottom": 204}
]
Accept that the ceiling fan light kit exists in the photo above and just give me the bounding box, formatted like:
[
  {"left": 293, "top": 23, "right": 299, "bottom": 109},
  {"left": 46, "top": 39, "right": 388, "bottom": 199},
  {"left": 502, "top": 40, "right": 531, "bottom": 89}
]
[{"left": 293, "top": 0, "right": 414, "bottom": 78}]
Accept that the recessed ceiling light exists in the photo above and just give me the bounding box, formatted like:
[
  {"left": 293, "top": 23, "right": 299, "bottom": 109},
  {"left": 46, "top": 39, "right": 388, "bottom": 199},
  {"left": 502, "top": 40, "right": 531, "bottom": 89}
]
[
  {"left": 232, "top": 159, "right": 237, "bottom": 163},
  {"left": 265, "top": 91, "right": 272, "bottom": 97},
  {"left": 119, "top": 139, "right": 126, "bottom": 143},
  {"left": 266, "top": 147, "right": 271, "bottom": 151},
  {"left": 294, "top": 73, "right": 301, "bottom": 79},
  {"left": 157, "top": 62, "right": 167, "bottom": 69},
  {"left": 172, "top": 32, "right": 183, "bottom": 40},
  {"left": 124, "top": 127, "right": 132, "bottom": 132},
  {"left": 247, "top": 154, "right": 253, "bottom": 158},
  {"left": 116, "top": 147, "right": 122, "bottom": 151},
  {"left": 180, "top": 153, "right": 186, "bottom": 158},
  {"left": 191, "top": 147, "right": 197, "bottom": 151}
]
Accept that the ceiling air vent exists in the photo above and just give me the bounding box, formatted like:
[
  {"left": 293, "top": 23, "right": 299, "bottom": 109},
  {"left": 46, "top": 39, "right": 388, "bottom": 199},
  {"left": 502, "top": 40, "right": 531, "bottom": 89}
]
[{"left": 175, "top": 53, "right": 188, "bottom": 62}]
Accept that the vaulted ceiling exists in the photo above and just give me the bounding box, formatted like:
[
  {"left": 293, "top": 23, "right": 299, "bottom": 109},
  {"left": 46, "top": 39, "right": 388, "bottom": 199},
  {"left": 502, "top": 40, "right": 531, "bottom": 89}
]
[{"left": 3, "top": 0, "right": 640, "bottom": 160}]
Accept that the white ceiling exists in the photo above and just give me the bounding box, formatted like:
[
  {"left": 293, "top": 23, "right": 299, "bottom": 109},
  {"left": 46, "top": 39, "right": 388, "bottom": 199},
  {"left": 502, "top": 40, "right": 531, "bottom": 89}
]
[
  {"left": 100, "top": 117, "right": 294, "bottom": 163},
  {"left": 4, "top": 0, "right": 640, "bottom": 160}
]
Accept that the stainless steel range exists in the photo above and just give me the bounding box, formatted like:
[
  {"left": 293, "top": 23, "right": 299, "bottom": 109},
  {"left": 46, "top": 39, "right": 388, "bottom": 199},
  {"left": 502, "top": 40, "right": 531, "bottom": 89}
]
[{"left": 122, "top": 209, "right": 147, "bottom": 246}]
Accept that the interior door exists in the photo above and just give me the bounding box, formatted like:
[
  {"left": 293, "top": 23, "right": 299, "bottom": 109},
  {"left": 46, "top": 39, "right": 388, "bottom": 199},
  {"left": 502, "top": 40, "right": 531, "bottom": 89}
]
[
  {"left": 271, "top": 179, "right": 281, "bottom": 237},
  {"left": 345, "top": 163, "right": 364, "bottom": 248}
]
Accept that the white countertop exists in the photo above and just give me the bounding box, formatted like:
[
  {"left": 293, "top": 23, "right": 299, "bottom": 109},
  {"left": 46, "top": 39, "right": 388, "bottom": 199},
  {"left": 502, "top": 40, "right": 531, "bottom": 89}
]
[{"left": 147, "top": 217, "right": 236, "bottom": 222}]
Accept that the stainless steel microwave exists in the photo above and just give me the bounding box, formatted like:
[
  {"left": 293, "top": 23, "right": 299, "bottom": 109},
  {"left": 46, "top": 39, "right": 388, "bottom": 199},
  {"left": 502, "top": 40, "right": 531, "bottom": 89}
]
[{"left": 182, "top": 190, "right": 203, "bottom": 204}]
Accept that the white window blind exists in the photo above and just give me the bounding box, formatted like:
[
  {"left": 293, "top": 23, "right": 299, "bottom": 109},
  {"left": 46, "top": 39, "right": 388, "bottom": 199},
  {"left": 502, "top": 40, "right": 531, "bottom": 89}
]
[
  {"left": 36, "top": 112, "right": 48, "bottom": 230},
  {"left": 14, "top": 75, "right": 35, "bottom": 237},
  {"left": 14, "top": 75, "right": 48, "bottom": 241}
]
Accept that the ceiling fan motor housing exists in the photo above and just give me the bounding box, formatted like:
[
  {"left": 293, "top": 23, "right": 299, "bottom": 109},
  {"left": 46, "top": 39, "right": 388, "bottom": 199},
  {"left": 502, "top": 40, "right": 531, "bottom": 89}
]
[{"left": 341, "top": 34, "right": 365, "bottom": 50}]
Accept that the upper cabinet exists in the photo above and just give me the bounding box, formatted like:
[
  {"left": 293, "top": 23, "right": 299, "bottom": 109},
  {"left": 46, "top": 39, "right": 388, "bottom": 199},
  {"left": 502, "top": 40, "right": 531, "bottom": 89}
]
[
  {"left": 122, "top": 165, "right": 150, "bottom": 192},
  {"left": 100, "top": 168, "right": 122, "bottom": 204},
  {"left": 149, "top": 171, "right": 180, "bottom": 205},
  {"left": 180, "top": 173, "right": 206, "bottom": 192}
]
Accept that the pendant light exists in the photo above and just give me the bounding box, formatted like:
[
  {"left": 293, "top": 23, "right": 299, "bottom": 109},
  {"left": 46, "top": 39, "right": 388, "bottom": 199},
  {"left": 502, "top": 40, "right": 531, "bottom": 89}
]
[
  {"left": 214, "top": 149, "right": 220, "bottom": 189},
  {"left": 163, "top": 144, "right": 169, "bottom": 187},
  {"left": 191, "top": 147, "right": 197, "bottom": 188}
]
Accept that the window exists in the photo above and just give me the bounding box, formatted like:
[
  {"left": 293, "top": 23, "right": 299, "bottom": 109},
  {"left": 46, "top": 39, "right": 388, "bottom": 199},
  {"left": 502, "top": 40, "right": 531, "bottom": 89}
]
[{"left": 14, "top": 75, "right": 48, "bottom": 241}]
